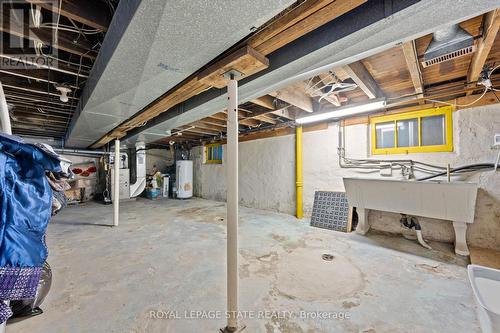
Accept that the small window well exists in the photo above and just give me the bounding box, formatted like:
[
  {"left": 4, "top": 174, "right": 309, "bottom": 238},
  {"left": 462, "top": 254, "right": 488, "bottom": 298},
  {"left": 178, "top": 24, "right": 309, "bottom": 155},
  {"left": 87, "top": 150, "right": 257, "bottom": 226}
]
[
  {"left": 371, "top": 106, "right": 453, "bottom": 155},
  {"left": 205, "top": 143, "right": 223, "bottom": 164}
]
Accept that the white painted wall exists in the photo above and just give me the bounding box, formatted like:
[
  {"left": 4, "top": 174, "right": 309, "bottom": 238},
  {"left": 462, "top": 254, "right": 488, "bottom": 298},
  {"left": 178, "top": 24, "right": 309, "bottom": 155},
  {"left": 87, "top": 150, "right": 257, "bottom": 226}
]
[{"left": 192, "top": 104, "right": 500, "bottom": 250}]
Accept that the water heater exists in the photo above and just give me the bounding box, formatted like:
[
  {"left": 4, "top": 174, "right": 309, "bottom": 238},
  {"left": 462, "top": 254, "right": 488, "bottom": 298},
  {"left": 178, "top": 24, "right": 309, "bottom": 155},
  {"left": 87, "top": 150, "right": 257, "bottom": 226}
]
[{"left": 176, "top": 160, "right": 193, "bottom": 199}]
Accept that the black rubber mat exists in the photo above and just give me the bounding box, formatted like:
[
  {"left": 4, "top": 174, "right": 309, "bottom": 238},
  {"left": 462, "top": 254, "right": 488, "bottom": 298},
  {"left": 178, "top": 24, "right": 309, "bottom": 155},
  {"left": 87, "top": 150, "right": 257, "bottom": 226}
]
[{"left": 310, "top": 191, "right": 349, "bottom": 232}]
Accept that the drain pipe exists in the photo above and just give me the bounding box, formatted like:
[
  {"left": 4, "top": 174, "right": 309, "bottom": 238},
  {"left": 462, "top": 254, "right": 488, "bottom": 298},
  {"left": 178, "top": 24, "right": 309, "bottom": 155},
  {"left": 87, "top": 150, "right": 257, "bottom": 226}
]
[
  {"left": 296, "top": 126, "right": 303, "bottom": 219},
  {"left": 0, "top": 81, "right": 9, "bottom": 333},
  {"left": 113, "top": 140, "right": 120, "bottom": 227}
]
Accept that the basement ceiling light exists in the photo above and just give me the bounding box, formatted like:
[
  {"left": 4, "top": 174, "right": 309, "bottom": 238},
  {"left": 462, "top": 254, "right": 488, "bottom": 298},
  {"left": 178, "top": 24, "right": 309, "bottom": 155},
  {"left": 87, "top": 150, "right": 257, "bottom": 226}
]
[
  {"left": 55, "top": 86, "right": 72, "bottom": 103},
  {"left": 296, "top": 98, "right": 386, "bottom": 124}
]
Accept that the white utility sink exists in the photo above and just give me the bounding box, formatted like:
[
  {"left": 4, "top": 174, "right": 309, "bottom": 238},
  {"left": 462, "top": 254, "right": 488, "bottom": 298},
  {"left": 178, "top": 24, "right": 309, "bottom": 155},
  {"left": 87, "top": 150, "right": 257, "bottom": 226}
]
[{"left": 343, "top": 177, "right": 478, "bottom": 256}]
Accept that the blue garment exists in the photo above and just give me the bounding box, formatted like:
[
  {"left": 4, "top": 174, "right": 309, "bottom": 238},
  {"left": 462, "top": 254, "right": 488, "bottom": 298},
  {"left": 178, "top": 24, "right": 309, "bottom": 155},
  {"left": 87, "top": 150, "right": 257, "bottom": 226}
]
[{"left": 0, "top": 134, "right": 61, "bottom": 322}]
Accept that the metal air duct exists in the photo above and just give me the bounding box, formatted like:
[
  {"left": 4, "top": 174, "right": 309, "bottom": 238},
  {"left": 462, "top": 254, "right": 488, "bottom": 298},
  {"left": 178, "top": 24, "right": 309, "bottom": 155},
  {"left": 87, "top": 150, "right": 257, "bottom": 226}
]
[{"left": 422, "top": 24, "right": 475, "bottom": 68}]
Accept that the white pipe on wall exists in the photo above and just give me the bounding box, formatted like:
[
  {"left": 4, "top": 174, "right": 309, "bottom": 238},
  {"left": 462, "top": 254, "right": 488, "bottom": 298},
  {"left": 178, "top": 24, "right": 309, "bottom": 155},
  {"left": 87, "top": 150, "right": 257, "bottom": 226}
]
[
  {"left": 225, "top": 77, "right": 239, "bottom": 331},
  {"left": 0, "top": 82, "right": 12, "bottom": 135},
  {"left": 113, "top": 139, "right": 120, "bottom": 227}
]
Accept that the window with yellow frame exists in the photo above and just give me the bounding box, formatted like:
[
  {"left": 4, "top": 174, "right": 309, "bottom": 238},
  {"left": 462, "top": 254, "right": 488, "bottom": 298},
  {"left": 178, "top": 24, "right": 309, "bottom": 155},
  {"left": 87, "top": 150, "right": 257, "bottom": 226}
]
[
  {"left": 370, "top": 106, "right": 453, "bottom": 155},
  {"left": 205, "top": 143, "right": 223, "bottom": 164}
]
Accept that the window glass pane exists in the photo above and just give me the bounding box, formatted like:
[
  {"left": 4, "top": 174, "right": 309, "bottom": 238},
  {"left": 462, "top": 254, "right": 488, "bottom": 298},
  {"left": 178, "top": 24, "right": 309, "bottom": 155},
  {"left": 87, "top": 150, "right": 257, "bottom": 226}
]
[
  {"left": 422, "top": 115, "right": 445, "bottom": 146},
  {"left": 208, "top": 147, "right": 213, "bottom": 160},
  {"left": 218, "top": 145, "right": 223, "bottom": 160},
  {"left": 376, "top": 122, "right": 395, "bottom": 148},
  {"left": 397, "top": 118, "right": 418, "bottom": 147}
]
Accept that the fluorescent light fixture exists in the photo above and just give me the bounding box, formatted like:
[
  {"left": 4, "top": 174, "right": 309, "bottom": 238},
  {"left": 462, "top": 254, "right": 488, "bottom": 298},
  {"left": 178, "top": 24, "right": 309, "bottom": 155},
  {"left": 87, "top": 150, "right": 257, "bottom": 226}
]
[{"left": 296, "top": 98, "right": 386, "bottom": 124}]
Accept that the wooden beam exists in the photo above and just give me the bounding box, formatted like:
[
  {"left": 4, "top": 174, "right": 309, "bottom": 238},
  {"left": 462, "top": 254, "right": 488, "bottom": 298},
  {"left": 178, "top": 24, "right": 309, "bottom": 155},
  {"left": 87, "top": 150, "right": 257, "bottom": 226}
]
[
  {"left": 467, "top": 9, "right": 500, "bottom": 87},
  {"left": 197, "top": 45, "right": 269, "bottom": 89},
  {"left": 269, "top": 82, "right": 314, "bottom": 112},
  {"left": 250, "top": 0, "right": 367, "bottom": 55},
  {"left": 343, "top": 61, "right": 383, "bottom": 99},
  {"left": 401, "top": 41, "right": 424, "bottom": 96},
  {"left": 27, "top": 0, "right": 111, "bottom": 31}
]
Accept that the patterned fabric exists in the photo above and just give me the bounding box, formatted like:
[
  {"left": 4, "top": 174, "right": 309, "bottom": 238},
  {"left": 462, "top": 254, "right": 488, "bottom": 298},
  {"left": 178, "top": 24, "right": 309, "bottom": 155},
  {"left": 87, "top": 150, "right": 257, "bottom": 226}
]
[{"left": 0, "top": 267, "right": 41, "bottom": 323}]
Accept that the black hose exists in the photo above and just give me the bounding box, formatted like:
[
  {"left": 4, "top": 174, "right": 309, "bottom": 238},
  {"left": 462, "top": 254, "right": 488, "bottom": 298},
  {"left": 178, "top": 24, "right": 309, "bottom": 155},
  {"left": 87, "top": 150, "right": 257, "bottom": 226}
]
[{"left": 416, "top": 163, "right": 495, "bottom": 181}]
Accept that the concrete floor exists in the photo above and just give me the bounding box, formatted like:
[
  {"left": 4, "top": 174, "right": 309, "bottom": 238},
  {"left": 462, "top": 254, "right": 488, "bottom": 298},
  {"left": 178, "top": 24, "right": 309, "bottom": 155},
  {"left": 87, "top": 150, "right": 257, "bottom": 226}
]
[{"left": 9, "top": 198, "right": 480, "bottom": 333}]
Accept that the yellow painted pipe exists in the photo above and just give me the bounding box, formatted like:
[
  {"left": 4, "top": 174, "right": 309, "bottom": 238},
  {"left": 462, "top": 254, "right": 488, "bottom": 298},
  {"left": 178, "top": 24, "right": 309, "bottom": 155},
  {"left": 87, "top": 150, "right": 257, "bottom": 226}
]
[{"left": 296, "top": 126, "right": 303, "bottom": 219}]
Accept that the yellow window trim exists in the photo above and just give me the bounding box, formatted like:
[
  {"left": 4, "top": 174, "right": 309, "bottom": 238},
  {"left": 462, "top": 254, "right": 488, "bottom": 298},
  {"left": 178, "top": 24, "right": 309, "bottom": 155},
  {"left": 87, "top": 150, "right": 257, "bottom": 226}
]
[
  {"left": 370, "top": 106, "right": 453, "bottom": 155},
  {"left": 205, "top": 143, "right": 222, "bottom": 164}
]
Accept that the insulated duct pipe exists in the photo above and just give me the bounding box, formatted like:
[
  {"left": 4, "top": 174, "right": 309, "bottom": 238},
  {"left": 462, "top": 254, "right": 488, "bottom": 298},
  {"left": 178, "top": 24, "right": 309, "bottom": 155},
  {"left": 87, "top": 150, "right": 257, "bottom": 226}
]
[
  {"left": 129, "top": 141, "right": 146, "bottom": 198},
  {"left": 0, "top": 82, "right": 12, "bottom": 135},
  {"left": 296, "top": 126, "right": 303, "bottom": 219}
]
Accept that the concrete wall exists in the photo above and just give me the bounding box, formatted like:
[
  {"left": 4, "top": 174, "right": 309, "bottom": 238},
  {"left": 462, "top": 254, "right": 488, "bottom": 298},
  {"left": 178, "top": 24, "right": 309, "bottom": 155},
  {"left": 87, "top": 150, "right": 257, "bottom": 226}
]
[
  {"left": 192, "top": 134, "right": 295, "bottom": 211},
  {"left": 192, "top": 104, "right": 500, "bottom": 250},
  {"left": 146, "top": 148, "right": 174, "bottom": 174}
]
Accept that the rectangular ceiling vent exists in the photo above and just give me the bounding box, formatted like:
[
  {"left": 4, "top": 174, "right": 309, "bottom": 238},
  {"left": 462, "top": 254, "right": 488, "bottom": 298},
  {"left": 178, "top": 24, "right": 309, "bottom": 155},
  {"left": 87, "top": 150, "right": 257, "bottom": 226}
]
[{"left": 422, "top": 24, "right": 475, "bottom": 68}]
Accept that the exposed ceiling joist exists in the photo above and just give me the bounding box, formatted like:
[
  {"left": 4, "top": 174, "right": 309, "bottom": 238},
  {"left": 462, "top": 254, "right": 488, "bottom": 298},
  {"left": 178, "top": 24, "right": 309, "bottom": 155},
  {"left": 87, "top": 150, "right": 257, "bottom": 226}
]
[
  {"left": 0, "top": 11, "right": 96, "bottom": 59},
  {"left": 0, "top": 54, "right": 89, "bottom": 78},
  {"left": 251, "top": 114, "right": 277, "bottom": 125},
  {"left": 5, "top": 95, "right": 76, "bottom": 110},
  {"left": 26, "top": 0, "right": 112, "bottom": 31},
  {"left": 269, "top": 83, "right": 314, "bottom": 113},
  {"left": 401, "top": 40, "right": 424, "bottom": 96},
  {"left": 13, "top": 108, "right": 72, "bottom": 120},
  {"left": 3, "top": 84, "right": 77, "bottom": 100},
  {"left": 467, "top": 9, "right": 500, "bottom": 86},
  {"left": 343, "top": 61, "right": 384, "bottom": 99},
  {"left": 251, "top": 95, "right": 276, "bottom": 110},
  {"left": 271, "top": 106, "right": 296, "bottom": 120},
  {"left": 189, "top": 121, "right": 225, "bottom": 133},
  {"left": 0, "top": 69, "right": 79, "bottom": 89},
  {"left": 183, "top": 127, "right": 220, "bottom": 136},
  {"left": 198, "top": 119, "right": 226, "bottom": 128}
]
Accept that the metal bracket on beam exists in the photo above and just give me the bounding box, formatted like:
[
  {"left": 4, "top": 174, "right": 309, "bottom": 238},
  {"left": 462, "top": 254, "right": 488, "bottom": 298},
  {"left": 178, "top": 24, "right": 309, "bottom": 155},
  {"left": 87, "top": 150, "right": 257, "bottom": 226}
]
[{"left": 223, "top": 69, "right": 244, "bottom": 80}]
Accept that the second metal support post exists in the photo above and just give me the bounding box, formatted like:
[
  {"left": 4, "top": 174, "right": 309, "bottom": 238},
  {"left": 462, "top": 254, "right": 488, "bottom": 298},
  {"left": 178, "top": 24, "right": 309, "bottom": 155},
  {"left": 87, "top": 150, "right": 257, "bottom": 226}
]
[
  {"left": 113, "top": 139, "right": 120, "bottom": 227},
  {"left": 225, "top": 75, "right": 239, "bottom": 331}
]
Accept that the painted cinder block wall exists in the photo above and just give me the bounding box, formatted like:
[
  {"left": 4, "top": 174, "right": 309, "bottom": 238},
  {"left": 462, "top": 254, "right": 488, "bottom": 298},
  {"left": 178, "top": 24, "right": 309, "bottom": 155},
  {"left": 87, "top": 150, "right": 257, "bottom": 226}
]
[{"left": 191, "top": 104, "right": 500, "bottom": 250}]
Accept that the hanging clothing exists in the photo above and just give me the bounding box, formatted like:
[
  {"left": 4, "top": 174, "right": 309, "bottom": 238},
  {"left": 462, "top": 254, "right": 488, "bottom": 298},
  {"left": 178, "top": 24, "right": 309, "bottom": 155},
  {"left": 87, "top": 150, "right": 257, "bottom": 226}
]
[{"left": 0, "top": 134, "right": 62, "bottom": 323}]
